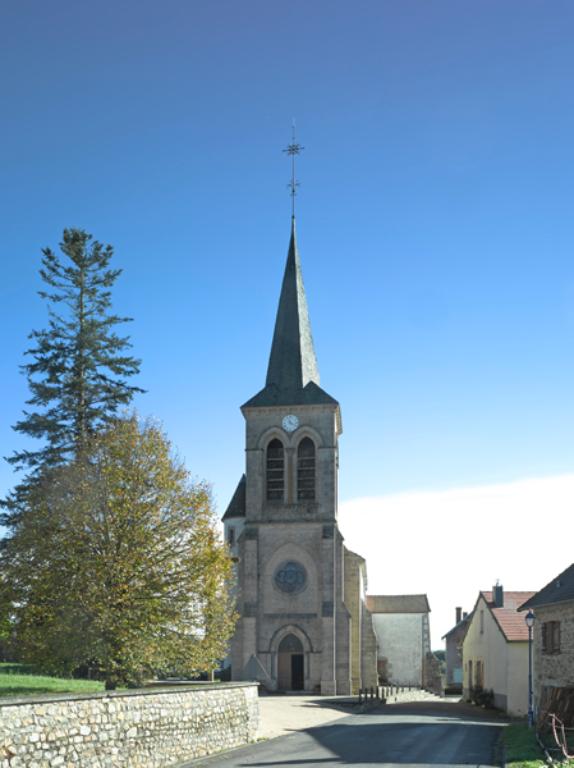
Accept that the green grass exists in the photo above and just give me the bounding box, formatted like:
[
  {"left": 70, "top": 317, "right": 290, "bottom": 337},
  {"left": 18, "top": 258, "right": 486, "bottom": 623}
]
[
  {"left": 502, "top": 723, "right": 546, "bottom": 768},
  {"left": 0, "top": 662, "right": 104, "bottom": 698}
]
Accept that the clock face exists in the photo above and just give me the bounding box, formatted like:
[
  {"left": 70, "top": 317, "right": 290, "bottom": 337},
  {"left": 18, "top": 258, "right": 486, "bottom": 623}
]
[{"left": 282, "top": 414, "right": 299, "bottom": 433}]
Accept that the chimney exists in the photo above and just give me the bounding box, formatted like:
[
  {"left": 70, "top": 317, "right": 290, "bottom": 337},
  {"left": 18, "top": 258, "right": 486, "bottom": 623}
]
[
  {"left": 456, "top": 607, "right": 462, "bottom": 624},
  {"left": 493, "top": 583, "right": 504, "bottom": 607}
]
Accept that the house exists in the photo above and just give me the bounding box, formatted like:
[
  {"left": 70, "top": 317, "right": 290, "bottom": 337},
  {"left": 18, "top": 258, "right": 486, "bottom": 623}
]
[
  {"left": 519, "top": 563, "right": 574, "bottom": 725},
  {"left": 462, "top": 585, "right": 534, "bottom": 715},
  {"left": 366, "top": 594, "right": 431, "bottom": 686},
  {"left": 442, "top": 607, "right": 470, "bottom": 691}
]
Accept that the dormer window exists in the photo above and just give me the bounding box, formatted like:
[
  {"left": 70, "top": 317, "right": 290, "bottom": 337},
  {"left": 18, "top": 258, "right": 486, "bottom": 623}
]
[
  {"left": 297, "top": 437, "right": 316, "bottom": 501},
  {"left": 266, "top": 439, "right": 285, "bottom": 501}
]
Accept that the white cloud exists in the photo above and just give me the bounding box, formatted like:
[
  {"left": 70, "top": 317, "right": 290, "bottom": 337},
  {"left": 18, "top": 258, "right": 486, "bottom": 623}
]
[{"left": 339, "top": 474, "right": 574, "bottom": 647}]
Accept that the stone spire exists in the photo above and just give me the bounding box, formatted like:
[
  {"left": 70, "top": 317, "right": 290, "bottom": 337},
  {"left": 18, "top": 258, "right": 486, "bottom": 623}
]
[{"left": 265, "top": 218, "right": 320, "bottom": 391}]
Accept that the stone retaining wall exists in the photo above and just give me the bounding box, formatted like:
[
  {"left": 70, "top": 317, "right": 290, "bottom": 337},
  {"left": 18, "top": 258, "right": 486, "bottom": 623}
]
[{"left": 0, "top": 682, "right": 259, "bottom": 767}]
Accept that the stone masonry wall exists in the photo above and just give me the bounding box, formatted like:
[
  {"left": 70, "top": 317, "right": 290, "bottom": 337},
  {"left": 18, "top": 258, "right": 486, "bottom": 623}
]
[
  {"left": 533, "top": 602, "right": 574, "bottom": 693},
  {"left": 533, "top": 601, "right": 574, "bottom": 724},
  {"left": 422, "top": 652, "right": 443, "bottom": 696},
  {"left": 0, "top": 682, "right": 259, "bottom": 768}
]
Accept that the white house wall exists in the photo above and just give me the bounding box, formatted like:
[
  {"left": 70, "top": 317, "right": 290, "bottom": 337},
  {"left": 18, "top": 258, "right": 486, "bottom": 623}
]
[
  {"left": 371, "top": 613, "right": 423, "bottom": 686},
  {"left": 463, "top": 595, "right": 528, "bottom": 716},
  {"left": 507, "top": 642, "right": 529, "bottom": 716},
  {"left": 463, "top": 596, "right": 509, "bottom": 711}
]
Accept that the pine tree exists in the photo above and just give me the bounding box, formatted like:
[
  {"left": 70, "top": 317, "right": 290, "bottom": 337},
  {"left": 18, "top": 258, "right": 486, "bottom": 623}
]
[{"left": 9, "top": 228, "right": 143, "bottom": 472}]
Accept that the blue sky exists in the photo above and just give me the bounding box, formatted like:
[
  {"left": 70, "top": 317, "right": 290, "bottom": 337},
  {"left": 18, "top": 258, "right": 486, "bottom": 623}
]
[{"left": 2, "top": 2, "right": 574, "bottom": 639}]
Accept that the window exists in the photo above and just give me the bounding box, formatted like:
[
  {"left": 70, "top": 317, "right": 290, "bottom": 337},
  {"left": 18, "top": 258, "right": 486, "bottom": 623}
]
[
  {"left": 227, "top": 527, "right": 235, "bottom": 546},
  {"left": 297, "top": 437, "right": 316, "bottom": 501},
  {"left": 475, "top": 660, "right": 484, "bottom": 688},
  {"left": 266, "top": 439, "right": 284, "bottom": 501},
  {"left": 480, "top": 610, "right": 484, "bottom": 634},
  {"left": 542, "top": 621, "right": 561, "bottom": 654},
  {"left": 278, "top": 633, "right": 303, "bottom": 653}
]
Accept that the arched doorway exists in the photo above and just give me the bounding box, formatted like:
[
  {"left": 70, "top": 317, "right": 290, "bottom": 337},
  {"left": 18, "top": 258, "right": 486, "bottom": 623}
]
[{"left": 277, "top": 633, "right": 304, "bottom": 691}]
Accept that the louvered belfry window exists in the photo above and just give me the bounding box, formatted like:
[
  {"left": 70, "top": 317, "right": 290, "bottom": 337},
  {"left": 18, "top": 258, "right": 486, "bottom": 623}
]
[
  {"left": 266, "top": 439, "right": 285, "bottom": 501},
  {"left": 297, "top": 437, "right": 316, "bottom": 501}
]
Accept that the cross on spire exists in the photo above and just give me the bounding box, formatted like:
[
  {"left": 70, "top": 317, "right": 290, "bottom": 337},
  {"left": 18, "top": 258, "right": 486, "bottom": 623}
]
[{"left": 283, "top": 122, "right": 304, "bottom": 218}]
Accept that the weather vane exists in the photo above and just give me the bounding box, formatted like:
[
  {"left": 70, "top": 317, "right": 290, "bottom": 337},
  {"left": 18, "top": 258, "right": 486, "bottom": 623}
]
[{"left": 283, "top": 122, "right": 304, "bottom": 218}]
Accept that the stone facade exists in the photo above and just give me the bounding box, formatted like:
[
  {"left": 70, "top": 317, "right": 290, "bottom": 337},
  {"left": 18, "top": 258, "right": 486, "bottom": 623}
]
[
  {"left": 224, "top": 219, "right": 377, "bottom": 694},
  {"left": 532, "top": 601, "right": 574, "bottom": 719},
  {"left": 442, "top": 608, "right": 470, "bottom": 687},
  {"left": 0, "top": 683, "right": 259, "bottom": 768},
  {"left": 344, "top": 550, "right": 378, "bottom": 692},
  {"left": 422, "top": 652, "right": 443, "bottom": 695},
  {"left": 518, "top": 564, "right": 574, "bottom": 724}
]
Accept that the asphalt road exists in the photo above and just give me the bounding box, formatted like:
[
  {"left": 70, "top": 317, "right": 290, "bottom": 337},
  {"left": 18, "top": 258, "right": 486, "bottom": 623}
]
[{"left": 186, "top": 701, "right": 506, "bottom": 768}]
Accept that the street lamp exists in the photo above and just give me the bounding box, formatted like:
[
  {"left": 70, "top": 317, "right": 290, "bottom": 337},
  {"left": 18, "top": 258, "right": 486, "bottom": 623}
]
[{"left": 525, "top": 610, "right": 535, "bottom": 728}]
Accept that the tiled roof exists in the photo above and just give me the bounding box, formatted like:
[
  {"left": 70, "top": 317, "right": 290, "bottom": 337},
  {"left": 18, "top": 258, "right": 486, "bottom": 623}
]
[
  {"left": 366, "top": 594, "right": 430, "bottom": 614},
  {"left": 479, "top": 591, "right": 536, "bottom": 642},
  {"left": 519, "top": 564, "right": 574, "bottom": 611}
]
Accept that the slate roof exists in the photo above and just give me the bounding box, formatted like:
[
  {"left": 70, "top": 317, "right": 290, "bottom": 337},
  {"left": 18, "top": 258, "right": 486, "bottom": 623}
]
[
  {"left": 243, "top": 381, "right": 338, "bottom": 409},
  {"left": 442, "top": 612, "right": 472, "bottom": 640},
  {"left": 366, "top": 594, "right": 431, "bottom": 614},
  {"left": 478, "top": 590, "right": 536, "bottom": 642},
  {"left": 518, "top": 563, "right": 574, "bottom": 611},
  {"left": 222, "top": 474, "right": 246, "bottom": 521},
  {"left": 242, "top": 218, "right": 338, "bottom": 410}
]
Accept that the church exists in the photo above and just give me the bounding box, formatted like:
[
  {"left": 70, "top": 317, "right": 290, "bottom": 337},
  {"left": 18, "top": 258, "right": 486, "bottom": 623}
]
[{"left": 222, "top": 214, "right": 379, "bottom": 694}]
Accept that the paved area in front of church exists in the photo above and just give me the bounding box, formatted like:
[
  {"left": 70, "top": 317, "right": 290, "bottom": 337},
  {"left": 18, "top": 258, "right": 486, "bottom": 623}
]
[
  {"left": 257, "top": 694, "right": 357, "bottom": 739},
  {"left": 185, "top": 700, "right": 507, "bottom": 767},
  {"left": 257, "top": 690, "right": 444, "bottom": 739}
]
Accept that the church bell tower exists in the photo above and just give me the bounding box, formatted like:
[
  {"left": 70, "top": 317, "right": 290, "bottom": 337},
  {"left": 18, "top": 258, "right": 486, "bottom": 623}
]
[
  {"left": 223, "top": 134, "right": 377, "bottom": 695},
  {"left": 242, "top": 217, "right": 341, "bottom": 525},
  {"left": 223, "top": 214, "right": 357, "bottom": 695}
]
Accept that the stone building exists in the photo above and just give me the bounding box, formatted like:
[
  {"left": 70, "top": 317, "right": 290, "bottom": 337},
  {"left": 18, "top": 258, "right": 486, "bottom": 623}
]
[
  {"left": 442, "top": 606, "right": 470, "bottom": 690},
  {"left": 519, "top": 563, "right": 574, "bottom": 724},
  {"left": 366, "top": 594, "right": 431, "bottom": 686},
  {"left": 223, "top": 218, "right": 378, "bottom": 694}
]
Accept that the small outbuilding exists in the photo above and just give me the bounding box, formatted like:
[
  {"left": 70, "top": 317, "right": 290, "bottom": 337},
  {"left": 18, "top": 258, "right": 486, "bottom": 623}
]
[{"left": 366, "top": 594, "right": 431, "bottom": 686}]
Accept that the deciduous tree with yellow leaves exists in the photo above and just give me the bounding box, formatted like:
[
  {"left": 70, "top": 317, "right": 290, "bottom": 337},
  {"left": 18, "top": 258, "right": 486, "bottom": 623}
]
[{"left": 0, "top": 416, "right": 236, "bottom": 689}]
